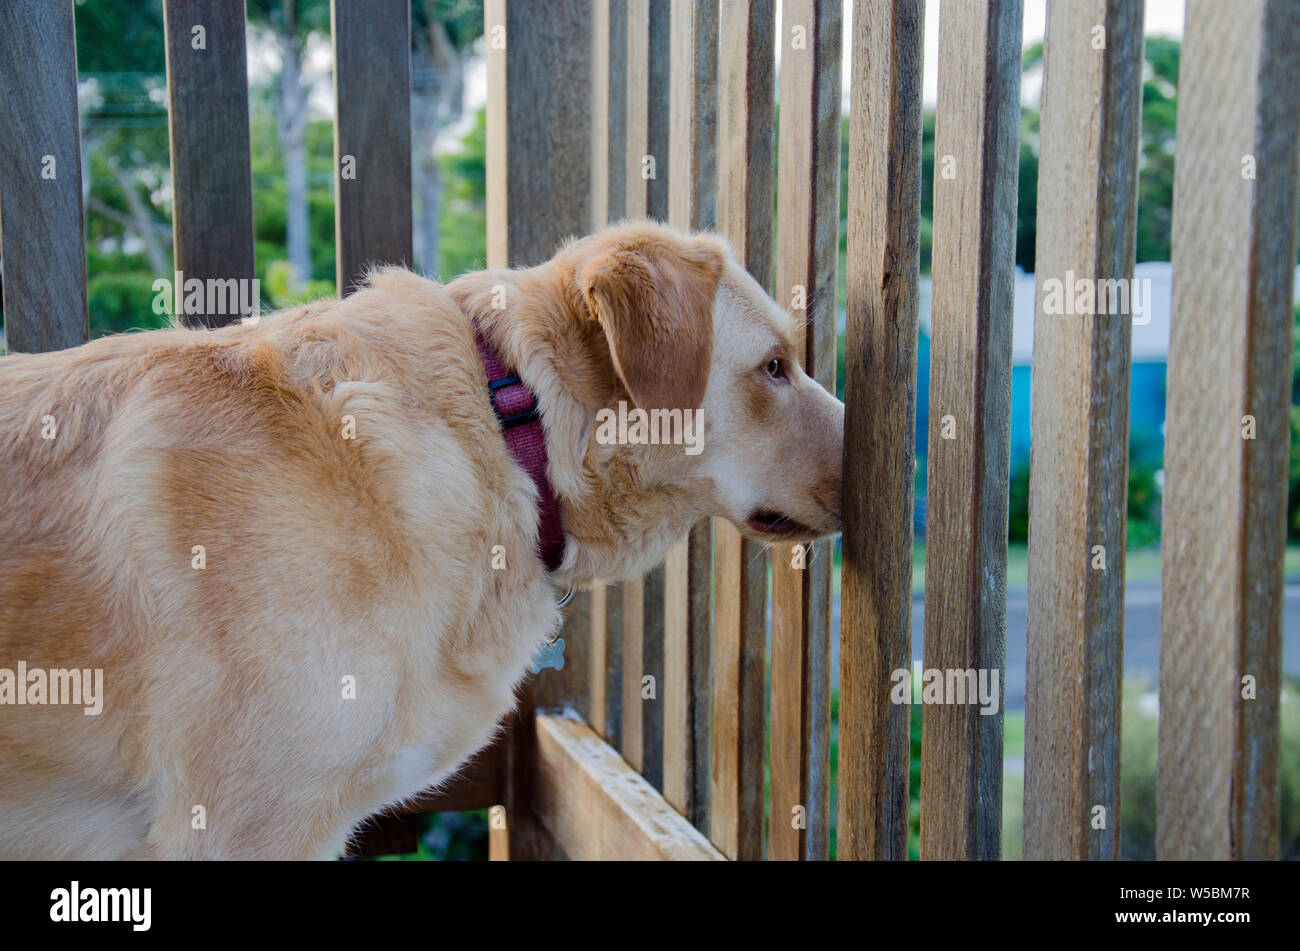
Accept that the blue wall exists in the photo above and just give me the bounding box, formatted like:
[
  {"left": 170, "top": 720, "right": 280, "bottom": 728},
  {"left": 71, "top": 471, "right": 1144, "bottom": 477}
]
[{"left": 914, "top": 327, "right": 1167, "bottom": 476}]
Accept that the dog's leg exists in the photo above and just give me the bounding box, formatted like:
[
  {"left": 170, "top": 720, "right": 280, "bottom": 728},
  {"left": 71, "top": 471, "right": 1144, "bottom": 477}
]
[{"left": 140, "top": 788, "right": 356, "bottom": 860}]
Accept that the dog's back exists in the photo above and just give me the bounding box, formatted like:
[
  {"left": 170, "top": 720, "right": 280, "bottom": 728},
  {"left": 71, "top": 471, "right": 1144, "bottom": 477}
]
[{"left": 0, "top": 270, "right": 549, "bottom": 858}]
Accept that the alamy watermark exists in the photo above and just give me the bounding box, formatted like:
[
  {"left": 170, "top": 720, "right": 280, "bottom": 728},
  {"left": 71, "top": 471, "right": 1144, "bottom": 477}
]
[
  {"left": 0, "top": 662, "right": 103, "bottom": 715},
  {"left": 152, "top": 271, "right": 261, "bottom": 322},
  {"left": 594, "top": 400, "right": 704, "bottom": 456},
  {"left": 891, "top": 662, "right": 1000, "bottom": 716},
  {"left": 1041, "top": 271, "right": 1152, "bottom": 325}
]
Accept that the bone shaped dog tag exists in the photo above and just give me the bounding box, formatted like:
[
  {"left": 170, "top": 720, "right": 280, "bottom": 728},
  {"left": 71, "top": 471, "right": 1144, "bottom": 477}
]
[{"left": 529, "top": 637, "right": 566, "bottom": 674}]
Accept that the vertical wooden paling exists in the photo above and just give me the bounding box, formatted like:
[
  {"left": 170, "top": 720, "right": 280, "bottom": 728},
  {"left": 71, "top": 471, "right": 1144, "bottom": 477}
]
[
  {"left": 1023, "top": 0, "right": 1144, "bottom": 861},
  {"left": 0, "top": 0, "right": 88, "bottom": 352},
  {"left": 485, "top": 0, "right": 592, "bottom": 859},
  {"left": 710, "top": 0, "right": 773, "bottom": 860},
  {"left": 331, "top": 0, "right": 412, "bottom": 296},
  {"left": 664, "top": 0, "right": 718, "bottom": 833},
  {"left": 770, "top": 0, "right": 841, "bottom": 861},
  {"left": 920, "top": 0, "right": 1021, "bottom": 861},
  {"left": 620, "top": 0, "right": 671, "bottom": 790},
  {"left": 837, "top": 0, "right": 923, "bottom": 862},
  {"left": 1158, "top": 0, "right": 1300, "bottom": 861},
  {"left": 588, "top": 0, "right": 628, "bottom": 745},
  {"left": 328, "top": 0, "right": 418, "bottom": 858},
  {"left": 163, "top": 0, "right": 256, "bottom": 327}
]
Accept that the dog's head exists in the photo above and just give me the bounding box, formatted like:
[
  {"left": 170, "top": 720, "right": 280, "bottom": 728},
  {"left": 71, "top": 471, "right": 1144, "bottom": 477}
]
[{"left": 573, "top": 222, "right": 843, "bottom": 544}]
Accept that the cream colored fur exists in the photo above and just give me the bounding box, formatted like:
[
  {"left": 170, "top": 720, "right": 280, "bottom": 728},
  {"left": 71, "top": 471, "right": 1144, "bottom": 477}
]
[{"left": 0, "top": 221, "right": 842, "bottom": 859}]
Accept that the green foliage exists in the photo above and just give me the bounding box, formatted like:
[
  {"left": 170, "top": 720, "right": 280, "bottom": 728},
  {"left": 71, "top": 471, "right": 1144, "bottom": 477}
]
[
  {"left": 1136, "top": 37, "right": 1179, "bottom": 264},
  {"left": 87, "top": 272, "right": 169, "bottom": 339},
  {"left": 1006, "top": 445, "right": 1162, "bottom": 546},
  {"left": 1009, "top": 37, "right": 1179, "bottom": 271},
  {"left": 909, "top": 702, "right": 922, "bottom": 860},
  {"left": 1008, "top": 462, "right": 1030, "bottom": 543},
  {"left": 1120, "top": 675, "right": 1300, "bottom": 860},
  {"left": 248, "top": 112, "right": 340, "bottom": 296},
  {"left": 262, "top": 260, "right": 335, "bottom": 308},
  {"left": 436, "top": 109, "right": 489, "bottom": 280}
]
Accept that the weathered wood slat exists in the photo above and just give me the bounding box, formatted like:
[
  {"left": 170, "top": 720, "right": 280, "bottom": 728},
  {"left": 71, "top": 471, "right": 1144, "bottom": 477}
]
[
  {"left": 534, "top": 590, "right": 591, "bottom": 721},
  {"left": 770, "top": 0, "right": 841, "bottom": 861},
  {"left": 163, "top": 0, "right": 256, "bottom": 328},
  {"left": 1023, "top": 0, "right": 1144, "bottom": 861},
  {"left": 589, "top": 584, "right": 610, "bottom": 737},
  {"left": 485, "top": 0, "right": 592, "bottom": 859},
  {"left": 836, "top": 0, "right": 923, "bottom": 862},
  {"left": 604, "top": 579, "right": 625, "bottom": 747},
  {"left": 662, "top": 0, "right": 718, "bottom": 832},
  {"left": 588, "top": 1, "right": 627, "bottom": 748},
  {"left": 619, "top": 0, "right": 672, "bottom": 792},
  {"left": 711, "top": 0, "right": 774, "bottom": 861},
  {"left": 534, "top": 713, "right": 725, "bottom": 860},
  {"left": 621, "top": 569, "right": 665, "bottom": 789},
  {"left": 0, "top": 0, "right": 88, "bottom": 353},
  {"left": 920, "top": 0, "right": 1021, "bottom": 862},
  {"left": 1157, "top": 0, "right": 1300, "bottom": 861},
  {"left": 625, "top": 0, "right": 671, "bottom": 220},
  {"left": 592, "top": 0, "right": 629, "bottom": 230},
  {"left": 331, "top": 0, "right": 412, "bottom": 296}
]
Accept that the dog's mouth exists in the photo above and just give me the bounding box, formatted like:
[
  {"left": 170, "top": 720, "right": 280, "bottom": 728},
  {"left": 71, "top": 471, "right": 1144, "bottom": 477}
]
[{"left": 745, "top": 509, "right": 817, "bottom": 539}]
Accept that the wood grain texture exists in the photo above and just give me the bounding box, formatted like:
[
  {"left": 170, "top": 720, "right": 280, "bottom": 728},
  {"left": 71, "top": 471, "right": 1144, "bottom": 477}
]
[
  {"left": 589, "top": 583, "right": 609, "bottom": 736},
  {"left": 619, "top": 0, "right": 670, "bottom": 793},
  {"left": 534, "top": 713, "right": 725, "bottom": 860},
  {"left": 604, "top": 578, "right": 625, "bottom": 748},
  {"left": 331, "top": 0, "right": 412, "bottom": 295},
  {"left": 836, "top": 0, "right": 923, "bottom": 862},
  {"left": 1157, "top": 0, "right": 1300, "bottom": 861},
  {"left": 770, "top": 0, "right": 841, "bottom": 862},
  {"left": 486, "top": 0, "right": 592, "bottom": 270},
  {"left": 163, "top": 0, "right": 255, "bottom": 327},
  {"left": 533, "top": 589, "right": 591, "bottom": 721},
  {"left": 1023, "top": 0, "right": 1144, "bottom": 861},
  {"left": 624, "top": 0, "right": 670, "bottom": 220},
  {"left": 588, "top": 1, "right": 626, "bottom": 749},
  {"left": 620, "top": 567, "right": 669, "bottom": 789},
  {"left": 485, "top": 0, "right": 592, "bottom": 859},
  {"left": 0, "top": 0, "right": 88, "bottom": 353},
  {"left": 662, "top": 0, "right": 718, "bottom": 833},
  {"left": 621, "top": 575, "right": 645, "bottom": 771},
  {"left": 920, "top": 0, "right": 1021, "bottom": 862},
  {"left": 664, "top": 524, "right": 711, "bottom": 822},
  {"left": 710, "top": 0, "right": 774, "bottom": 861}
]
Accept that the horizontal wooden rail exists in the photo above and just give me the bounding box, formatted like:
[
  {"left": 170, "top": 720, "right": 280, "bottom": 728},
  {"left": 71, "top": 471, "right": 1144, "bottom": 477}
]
[{"left": 533, "top": 713, "right": 725, "bottom": 860}]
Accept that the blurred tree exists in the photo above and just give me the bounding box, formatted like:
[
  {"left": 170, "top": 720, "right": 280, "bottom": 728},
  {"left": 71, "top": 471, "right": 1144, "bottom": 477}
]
[
  {"left": 247, "top": 0, "right": 332, "bottom": 291},
  {"left": 1014, "top": 36, "right": 1179, "bottom": 270},
  {"left": 74, "top": 0, "right": 173, "bottom": 334},
  {"left": 411, "top": 0, "right": 483, "bottom": 279}
]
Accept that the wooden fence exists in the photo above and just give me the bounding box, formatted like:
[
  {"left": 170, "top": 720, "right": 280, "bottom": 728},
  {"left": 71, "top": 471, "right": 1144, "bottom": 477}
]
[{"left": 1, "top": 0, "right": 1297, "bottom": 860}]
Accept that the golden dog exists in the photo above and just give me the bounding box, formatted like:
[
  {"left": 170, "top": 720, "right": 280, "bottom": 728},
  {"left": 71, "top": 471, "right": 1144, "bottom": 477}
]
[{"left": 0, "top": 221, "right": 843, "bottom": 859}]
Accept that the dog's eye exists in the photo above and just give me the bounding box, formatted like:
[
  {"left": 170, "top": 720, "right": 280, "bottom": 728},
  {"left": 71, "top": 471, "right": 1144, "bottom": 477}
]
[{"left": 765, "top": 358, "right": 786, "bottom": 380}]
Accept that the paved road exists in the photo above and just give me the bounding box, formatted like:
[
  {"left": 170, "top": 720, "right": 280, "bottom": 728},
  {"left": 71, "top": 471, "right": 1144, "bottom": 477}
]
[{"left": 829, "top": 580, "right": 1300, "bottom": 711}]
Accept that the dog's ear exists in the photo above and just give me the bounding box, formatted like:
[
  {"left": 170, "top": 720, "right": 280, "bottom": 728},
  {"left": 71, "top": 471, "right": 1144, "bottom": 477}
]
[{"left": 578, "top": 232, "right": 724, "bottom": 412}]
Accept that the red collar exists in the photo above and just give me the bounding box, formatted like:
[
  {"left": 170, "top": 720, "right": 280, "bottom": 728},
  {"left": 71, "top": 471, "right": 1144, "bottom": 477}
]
[{"left": 474, "top": 327, "right": 565, "bottom": 573}]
